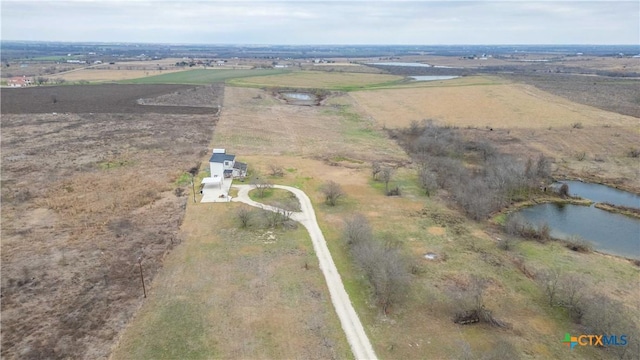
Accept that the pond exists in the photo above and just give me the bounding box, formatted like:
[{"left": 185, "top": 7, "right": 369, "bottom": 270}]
[
  {"left": 410, "top": 75, "right": 460, "bottom": 82},
  {"left": 557, "top": 180, "right": 640, "bottom": 208},
  {"left": 513, "top": 182, "right": 640, "bottom": 259},
  {"left": 367, "top": 62, "right": 433, "bottom": 67},
  {"left": 281, "top": 92, "right": 314, "bottom": 101}
]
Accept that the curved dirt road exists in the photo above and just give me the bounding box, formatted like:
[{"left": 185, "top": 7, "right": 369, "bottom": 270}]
[{"left": 233, "top": 185, "right": 377, "bottom": 360}]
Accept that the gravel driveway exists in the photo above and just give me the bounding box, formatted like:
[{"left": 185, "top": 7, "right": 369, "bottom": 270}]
[{"left": 233, "top": 184, "right": 377, "bottom": 360}]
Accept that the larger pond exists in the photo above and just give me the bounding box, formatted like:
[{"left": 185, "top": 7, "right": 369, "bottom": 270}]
[
  {"left": 558, "top": 181, "right": 640, "bottom": 208},
  {"left": 410, "top": 75, "right": 460, "bottom": 81},
  {"left": 514, "top": 182, "right": 640, "bottom": 259},
  {"left": 367, "top": 62, "right": 433, "bottom": 67}
]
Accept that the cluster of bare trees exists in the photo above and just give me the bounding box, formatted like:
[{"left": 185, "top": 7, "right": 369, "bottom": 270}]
[
  {"left": 343, "top": 215, "right": 409, "bottom": 314},
  {"left": 504, "top": 214, "right": 551, "bottom": 242},
  {"left": 236, "top": 205, "right": 295, "bottom": 229},
  {"left": 395, "top": 121, "right": 552, "bottom": 220},
  {"left": 535, "top": 268, "right": 639, "bottom": 359}
]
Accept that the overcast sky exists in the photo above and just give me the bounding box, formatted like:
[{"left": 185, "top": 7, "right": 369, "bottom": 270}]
[{"left": 1, "top": 1, "right": 638, "bottom": 45}]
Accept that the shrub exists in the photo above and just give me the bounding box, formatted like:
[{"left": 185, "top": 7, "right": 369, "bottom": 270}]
[
  {"left": 343, "top": 214, "right": 372, "bottom": 246},
  {"left": 571, "top": 122, "right": 583, "bottom": 129},
  {"left": 450, "top": 275, "right": 509, "bottom": 328},
  {"left": 371, "top": 161, "right": 381, "bottom": 180},
  {"left": 236, "top": 207, "right": 252, "bottom": 228},
  {"left": 343, "top": 215, "right": 409, "bottom": 314},
  {"left": 627, "top": 148, "right": 640, "bottom": 158},
  {"left": 564, "top": 235, "right": 593, "bottom": 253},
  {"left": 558, "top": 183, "right": 570, "bottom": 198},
  {"left": 386, "top": 186, "right": 401, "bottom": 196},
  {"left": 417, "top": 166, "right": 437, "bottom": 196},
  {"left": 504, "top": 215, "right": 550, "bottom": 242},
  {"left": 320, "top": 180, "right": 345, "bottom": 206},
  {"left": 574, "top": 151, "right": 587, "bottom": 161},
  {"left": 497, "top": 237, "right": 516, "bottom": 251}
]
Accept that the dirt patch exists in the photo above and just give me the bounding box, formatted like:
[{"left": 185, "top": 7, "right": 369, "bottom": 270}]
[
  {"left": 1, "top": 100, "right": 219, "bottom": 359},
  {"left": 1, "top": 84, "right": 219, "bottom": 114},
  {"left": 137, "top": 83, "right": 224, "bottom": 108},
  {"left": 427, "top": 226, "right": 446, "bottom": 236}
]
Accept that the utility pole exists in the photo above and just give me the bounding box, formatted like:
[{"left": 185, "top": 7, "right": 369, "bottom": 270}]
[
  {"left": 191, "top": 175, "right": 196, "bottom": 203},
  {"left": 137, "top": 256, "right": 146, "bottom": 298}
]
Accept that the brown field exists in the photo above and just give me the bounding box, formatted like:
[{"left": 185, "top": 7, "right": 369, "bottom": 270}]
[
  {"left": 113, "top": 83, "right": 639, "bottom": 359},
  {"left": 350, "top": 76, "right": 638, "bottom": 129},
  {"left": 1, "top": 84, "right": 218, "bottom": 114},
  {"left": 1, "top": 85, "right": 221, "bottom": 359},
  {"left": 53, "top": 68, "right": 187, "bottom": 82}
]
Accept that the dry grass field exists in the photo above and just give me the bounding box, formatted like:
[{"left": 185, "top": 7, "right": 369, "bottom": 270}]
[
  {"left": 1, "top": 86, "right": 221, "bottom": 359},
  {"left": 111, "top": 202, "right": 352, "bottom": 359},
  {"left": 113, "top": 81, "right": 639, "bottom": 359},
  {"left": 350, "top": 75, "right": 640, "bottom": 192},
  {"left": 54, "top": 68, "right": 187, "bottom": 82},
  {"left": 227, "top": 70, "right": 403, "bottom": 90},
  {"left": 350, "top": 76, "right": 638, "bottom": 129}
]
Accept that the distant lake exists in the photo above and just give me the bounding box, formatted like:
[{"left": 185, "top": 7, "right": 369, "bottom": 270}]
[
  {"left": 410, "top": 75, "right": 460, "bottom": 81},
  {"left": 367, "top": 62, "right": 432, "bottom": 67}
]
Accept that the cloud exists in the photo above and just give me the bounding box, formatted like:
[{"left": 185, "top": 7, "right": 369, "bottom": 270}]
[{"left": 1, "top": 1, "right": 638, "bottom": 44}]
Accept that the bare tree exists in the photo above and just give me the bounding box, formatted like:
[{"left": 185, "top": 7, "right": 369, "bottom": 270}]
[
  {"left": 268, "top": 164, "right": 284, "bottom": 177},
  {"left": 251, "top": 177, "right": 272, "bottom": 198},
  {"left": 535, "top": 154, "right": 552, "bottom": 179},
  {"left": 343, "top": 214, "right": 372, "bottom": 246},
  {"left": 451, "top": 275, "right": 508, "bottom": 327},
  {"left": 236, "top": 207, "right": 252, "bottom": 228},
  {"left": 418, "top": 166, "right": 437, "bottom": 196},
  {"left": 371, "top": 161, "right": 381, "bottom": 180},
  {"left": 320, "top": 180, "right": 345, "bottom": 206},
  {"left": 537, "top": 268, "right": 562, "bottom": 306},
  {"left": 380, "top": 167, "right": 394, "bottom": 193}
]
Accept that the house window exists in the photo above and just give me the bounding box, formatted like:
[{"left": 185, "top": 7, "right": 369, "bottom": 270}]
[{"left": 224, "top": 161, "right": 230, "bottom": 166}]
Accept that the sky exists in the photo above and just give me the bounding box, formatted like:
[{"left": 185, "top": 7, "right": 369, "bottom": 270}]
[{"left": 1, "top": 1, "right": 638, "bottom": 45}]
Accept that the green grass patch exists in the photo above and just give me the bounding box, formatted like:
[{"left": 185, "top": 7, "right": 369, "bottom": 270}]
[
  {"left": 119, "top": 300, "right": 212, "bottom": 359},
  {"left": 119, "top": 69, "right": 290, "bottom": 85},
  {"left": 97, "top": 159, "right": 133, "bottom": 170},
  {"left": 248, "top": 188, "right": 301, "bottom": 211},
  {"left": 175, "top": 172, "right": 192, "bottom": 186},
  {"left": 227, "top": 70, "right": 404, "bottom": 91}
]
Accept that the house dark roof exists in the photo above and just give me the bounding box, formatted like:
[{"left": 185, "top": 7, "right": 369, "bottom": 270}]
[
  {"left": 233, "top": 161, "right": 247, "bottom": 171},
  {"left": 209, "top": 153, "right": 235, "bottom": 163}
]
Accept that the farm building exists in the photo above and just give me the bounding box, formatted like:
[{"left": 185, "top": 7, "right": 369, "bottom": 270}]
[{"left": 7, "top": 76, "right": 32, "bottom": 87}]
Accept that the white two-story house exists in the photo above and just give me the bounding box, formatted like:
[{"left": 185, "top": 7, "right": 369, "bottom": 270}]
[{"left": 202, "top": 148, "right": 247, "bottom": 188}]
